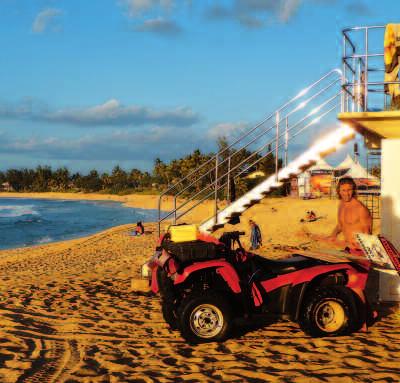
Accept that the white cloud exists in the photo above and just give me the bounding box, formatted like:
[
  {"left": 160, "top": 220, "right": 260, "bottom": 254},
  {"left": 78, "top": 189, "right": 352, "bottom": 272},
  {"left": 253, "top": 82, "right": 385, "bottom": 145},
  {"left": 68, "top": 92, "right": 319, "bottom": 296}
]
[
  {"left": 0, "top": 98, "right": 200, "bottom": 127},
  {"left": 0, "top": 126, "right": 210, "bottom": 163},
  {"left": 32, "top": 8, "right": 63, "bottom": 34},
  {"left": 207, "top": 121, "right": 250, "bottom": 140},
  {"left": 279, "top": 0, "right": 302, "bottom": 22},
  {"left": 120, "top": 0, "right": 174, "bottom": 17},
  {"left": 135, "top": 17, "right": 181, "bottom": 35},
  {"left": 205, "top": 0, "right": 369, "bottom": 27}
]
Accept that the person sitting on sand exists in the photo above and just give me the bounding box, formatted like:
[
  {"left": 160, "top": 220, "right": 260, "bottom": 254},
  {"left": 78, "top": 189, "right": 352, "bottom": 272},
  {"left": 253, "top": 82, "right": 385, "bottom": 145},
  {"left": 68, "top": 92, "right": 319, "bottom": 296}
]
[
  {"left": 249, "top": 220, "right": 262, "bottom": 250},
  {"left": 325, "top": 177, "right": 371, "bottom": 252},
  {"left": 300, "top": 210, "right": 317, "bottom": 223},
  {"left": 132, "top": 221, "right": 145, "bottom": 236}
]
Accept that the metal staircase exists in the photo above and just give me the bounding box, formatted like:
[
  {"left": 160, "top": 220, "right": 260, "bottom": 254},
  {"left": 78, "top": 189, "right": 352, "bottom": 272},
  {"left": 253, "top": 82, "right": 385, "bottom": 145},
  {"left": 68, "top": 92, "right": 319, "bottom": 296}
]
[{"left": 157, "top": 68, "right": 353, "bottom": 234}]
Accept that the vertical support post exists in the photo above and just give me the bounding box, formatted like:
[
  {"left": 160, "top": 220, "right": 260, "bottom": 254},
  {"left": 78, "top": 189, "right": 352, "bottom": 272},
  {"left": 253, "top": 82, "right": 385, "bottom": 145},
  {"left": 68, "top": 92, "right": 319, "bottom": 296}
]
[
  {"left": 342, "top": 33, "right": 346, "bottom": 113},
  {"left": 173, "top": 196, "right": 177, "bottom": 224},
  {"left": 351, "top": 52, "right": 355, "bottom": 112},
  {"left": 275, "top": 111, "right": 280, "bottom": 182},
  {"left": 214, "top": 155, "right": 219, "bottom": 225},
  {"left": 284, "top": 117, "right": 289, "bottom": 167},
  {"left": 366, "top": 149, "right": 373, "bottom": 231},
  {"left": 158, "top": 196, "right": 161, "bottom": 237},
  {"left": 357, "top": 57, "right": 361, "bottom": 112},
  {"left": 364, "top": 27, "right": 369, "bottom": 111},
  {"left": 227, "top": 156, "right": 231, "bottom": 203}
]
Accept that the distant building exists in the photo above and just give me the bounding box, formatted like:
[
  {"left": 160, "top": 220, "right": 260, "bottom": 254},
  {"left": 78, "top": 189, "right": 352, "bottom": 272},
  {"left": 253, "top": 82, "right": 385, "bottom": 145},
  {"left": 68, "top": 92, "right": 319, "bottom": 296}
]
[{"left": 1, "top": 182, "right": 14, "bottom": 192}]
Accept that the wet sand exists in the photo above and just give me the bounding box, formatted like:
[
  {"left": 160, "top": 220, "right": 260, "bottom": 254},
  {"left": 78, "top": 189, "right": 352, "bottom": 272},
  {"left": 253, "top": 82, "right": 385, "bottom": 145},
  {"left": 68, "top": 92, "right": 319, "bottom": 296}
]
[{"left": 0, "top": 195, "right": 399, "bottom": 382}]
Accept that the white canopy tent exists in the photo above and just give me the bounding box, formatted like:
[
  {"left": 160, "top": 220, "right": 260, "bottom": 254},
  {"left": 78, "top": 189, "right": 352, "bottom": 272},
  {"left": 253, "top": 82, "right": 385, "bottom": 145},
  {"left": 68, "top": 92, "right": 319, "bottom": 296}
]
[
  {"left": 341, "top": 161, "right": 379, "bottom": 181},
  {"left": 308, "top": 158, "right": 334, "bottom": 172},
  {"left": 335, "top": 154, "right": 355, "bottom": 171},
  {"left": 334, "top": 156, "right": 380, "bottom": 191}
]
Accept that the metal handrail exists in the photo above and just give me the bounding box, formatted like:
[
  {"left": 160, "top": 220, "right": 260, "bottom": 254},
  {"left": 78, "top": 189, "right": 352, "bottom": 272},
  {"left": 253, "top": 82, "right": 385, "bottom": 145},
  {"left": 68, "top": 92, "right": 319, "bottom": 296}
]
[
  {"left": 228, "top": 99, "right": 341, "bottom": 181},
  {"left": 342, "top": 25, "right": 385, "bottom": 32},
  {"left": 341, "top": 25, "right": 400, "bottom": 113},
  {"left": 158, "top": 68, "right": 341, "bottom": 198},
  {"left": 157, "top": 68, "right": 343, "bottom": 235},
  {"left": 164, "top": 79, "right": 340, "bottom": 210},
  {"left": 212, "top": 93, "right": 341, "bottom": 185},
  {"left": 343, "top": 54, "right": 383, "bottom": 59}
]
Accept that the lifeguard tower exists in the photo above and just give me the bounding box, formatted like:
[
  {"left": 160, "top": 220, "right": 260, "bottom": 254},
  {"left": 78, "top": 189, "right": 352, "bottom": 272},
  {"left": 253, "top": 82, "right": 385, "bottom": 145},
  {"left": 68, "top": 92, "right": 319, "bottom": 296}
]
[{"left": 338, "top": 25, "right": 400, "bottom": 301}]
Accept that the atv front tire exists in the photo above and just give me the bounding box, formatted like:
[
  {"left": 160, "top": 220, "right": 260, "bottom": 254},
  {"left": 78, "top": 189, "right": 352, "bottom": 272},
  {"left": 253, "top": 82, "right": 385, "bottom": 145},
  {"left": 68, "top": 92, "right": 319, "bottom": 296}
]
[
  {"left": 177, "top": 292, "right": 232, "bottom": 343},
  {"left": 299, "top": 287, "right": 357, "bottom": 337},
  {"left": 161, "top": 298, "right": 178, "bottom": 330}
]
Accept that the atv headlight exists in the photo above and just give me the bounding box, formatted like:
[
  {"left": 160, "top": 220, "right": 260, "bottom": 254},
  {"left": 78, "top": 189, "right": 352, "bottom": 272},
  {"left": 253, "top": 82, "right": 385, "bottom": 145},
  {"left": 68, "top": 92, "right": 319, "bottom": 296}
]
[{"left": 141, "top": 262, "right": 151, "bottom": 279}]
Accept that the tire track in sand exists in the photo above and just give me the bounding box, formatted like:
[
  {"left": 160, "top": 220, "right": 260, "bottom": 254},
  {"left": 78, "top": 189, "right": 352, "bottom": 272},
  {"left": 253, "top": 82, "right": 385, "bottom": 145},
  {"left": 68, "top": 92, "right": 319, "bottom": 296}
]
[{"left": 17, "top": 339, "right": 80, "bottom": 383}]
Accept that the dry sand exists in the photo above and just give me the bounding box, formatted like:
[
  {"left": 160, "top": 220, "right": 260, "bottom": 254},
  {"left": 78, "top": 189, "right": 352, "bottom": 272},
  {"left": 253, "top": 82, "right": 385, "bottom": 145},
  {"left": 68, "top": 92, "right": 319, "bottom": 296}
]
[{"left": 0, "top": 194, "right": 399, "bottom": 382}]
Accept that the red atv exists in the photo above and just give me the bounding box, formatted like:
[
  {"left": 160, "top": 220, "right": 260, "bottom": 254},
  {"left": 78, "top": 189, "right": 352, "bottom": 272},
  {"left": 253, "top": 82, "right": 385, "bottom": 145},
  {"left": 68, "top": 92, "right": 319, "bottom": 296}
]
[{"left": 143, "top": 229, "right": 376, "bottom": 343}]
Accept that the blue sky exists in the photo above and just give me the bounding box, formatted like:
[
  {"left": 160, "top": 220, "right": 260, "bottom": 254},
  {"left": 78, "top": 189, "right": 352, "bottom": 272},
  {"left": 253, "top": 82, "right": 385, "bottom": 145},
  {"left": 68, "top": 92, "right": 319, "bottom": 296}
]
[{"left": 0, "top": 0, "right": 396, "bottom": 173}]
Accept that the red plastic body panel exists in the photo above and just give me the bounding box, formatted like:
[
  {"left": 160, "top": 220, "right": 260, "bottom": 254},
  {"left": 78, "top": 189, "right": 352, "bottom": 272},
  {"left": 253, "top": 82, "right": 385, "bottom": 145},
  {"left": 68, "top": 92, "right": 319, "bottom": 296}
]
[
  {"left": 174, "top": 260, "right": 241, "bottom": 293},
  {"left": 251, "top": 283, "right": 263, "bottom": 307},
  {"left": 260, "top": 263, "right": 369, "bottom": 298},
  {"left": 196, "top": 231, "right": 222, "bottom": 245},
  {"left": 151, "top": 265, "right": 159, "bottom": 294}
]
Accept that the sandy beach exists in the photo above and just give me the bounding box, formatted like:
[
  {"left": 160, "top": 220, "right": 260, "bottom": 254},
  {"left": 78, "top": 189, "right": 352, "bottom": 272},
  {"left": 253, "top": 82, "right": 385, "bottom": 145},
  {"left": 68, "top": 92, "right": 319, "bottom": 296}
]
[{"left": 0, "top": 193, "right": 399, "bottom": 382}]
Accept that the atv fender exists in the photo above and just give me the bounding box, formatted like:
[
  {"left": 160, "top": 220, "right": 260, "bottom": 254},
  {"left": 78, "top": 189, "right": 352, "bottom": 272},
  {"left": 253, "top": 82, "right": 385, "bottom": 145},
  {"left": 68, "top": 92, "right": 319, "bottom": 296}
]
[
  {"left": 261, "top": 264, "right": 354, "bottom": 293},
  {"left": 290, "top": 268, "right": 368, "bottom": 324},
  {"left": 151, "top": 265, "right": 160, "bottom": 294},
  {"left": 174, "top": 260, "right": 242, "bottom": 293}
]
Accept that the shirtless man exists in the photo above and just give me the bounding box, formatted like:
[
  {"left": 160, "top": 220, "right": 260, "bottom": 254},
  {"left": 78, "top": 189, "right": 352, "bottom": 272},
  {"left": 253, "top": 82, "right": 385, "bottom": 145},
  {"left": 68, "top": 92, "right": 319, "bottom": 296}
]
[{"left": 326, "top": 177, "right": 372, "bottom": 249}]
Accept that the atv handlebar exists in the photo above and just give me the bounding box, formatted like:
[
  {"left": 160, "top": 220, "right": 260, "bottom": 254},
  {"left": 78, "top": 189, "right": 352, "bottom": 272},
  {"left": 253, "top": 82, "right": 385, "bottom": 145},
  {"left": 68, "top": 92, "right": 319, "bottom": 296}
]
[
  {"left": 218, "top": 231, "right": 245, "bottom": 251},
  {"left": 224, "top": 231, "right": 245, "bottom": 237}
]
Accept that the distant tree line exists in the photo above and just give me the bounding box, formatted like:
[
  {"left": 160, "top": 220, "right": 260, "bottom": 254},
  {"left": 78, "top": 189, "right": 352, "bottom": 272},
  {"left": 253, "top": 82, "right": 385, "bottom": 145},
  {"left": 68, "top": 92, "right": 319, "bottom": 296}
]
[{"left": 0, "top": 138, "right": 284, "bottom": 197}]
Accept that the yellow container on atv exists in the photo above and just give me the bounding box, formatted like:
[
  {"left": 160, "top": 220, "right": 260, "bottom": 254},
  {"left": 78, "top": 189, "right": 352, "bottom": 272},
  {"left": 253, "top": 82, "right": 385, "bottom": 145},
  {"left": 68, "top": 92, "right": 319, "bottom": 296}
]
[{"left": 169, "top": 224, "right": 198, "bottom": 243}]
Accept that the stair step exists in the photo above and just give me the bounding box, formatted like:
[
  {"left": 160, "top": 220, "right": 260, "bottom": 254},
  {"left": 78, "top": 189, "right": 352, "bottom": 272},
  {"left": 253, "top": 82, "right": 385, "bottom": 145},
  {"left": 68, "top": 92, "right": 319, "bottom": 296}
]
[
  {"left": 212, "top": 224, "right": 225, "bottom": 231},
  {"left": 227, "top": 215, "right": 241, "bottom": 225},
  {"left": 228, "top": 212, "right": 241, "bottom": 218},
  {"left": 243, "top": 199, "right": 260, "bottom": 208},
  {"left": 269, "top": 184, "right": 281, "bottom": 190}
]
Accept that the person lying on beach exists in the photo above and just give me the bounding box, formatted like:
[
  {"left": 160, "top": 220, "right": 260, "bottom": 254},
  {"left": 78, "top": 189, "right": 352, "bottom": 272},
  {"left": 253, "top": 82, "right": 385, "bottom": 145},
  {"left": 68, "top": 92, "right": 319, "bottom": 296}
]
[
  {"left": 300, "top": 210, "right": 317, "bottom": 223},
  {"left": 322, "top": 177, "right": 371, "bottom": 252},
  {"left": 131, "top": 221, "right": 145, "bottom": 236}
]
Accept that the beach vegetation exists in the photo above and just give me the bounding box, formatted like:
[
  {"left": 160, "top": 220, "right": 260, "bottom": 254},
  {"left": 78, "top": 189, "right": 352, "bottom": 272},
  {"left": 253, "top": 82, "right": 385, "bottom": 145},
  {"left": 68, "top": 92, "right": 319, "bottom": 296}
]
[{"left": 0, "top": 143, "right": 286, "bottom": 197}]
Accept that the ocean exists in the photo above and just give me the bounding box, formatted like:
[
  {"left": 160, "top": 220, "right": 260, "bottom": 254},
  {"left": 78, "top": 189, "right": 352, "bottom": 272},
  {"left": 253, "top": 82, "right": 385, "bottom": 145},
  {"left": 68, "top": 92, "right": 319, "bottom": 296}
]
[{"left": 0, "top": 198, "right": 159, "bottom": 250}]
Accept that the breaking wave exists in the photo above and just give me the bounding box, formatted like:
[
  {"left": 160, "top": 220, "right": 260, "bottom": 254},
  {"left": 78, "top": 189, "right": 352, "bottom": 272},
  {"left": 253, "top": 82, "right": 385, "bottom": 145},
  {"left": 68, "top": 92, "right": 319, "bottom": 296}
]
[
  {"left": 0, "top": 198, "right": 160, "bottom": 250},
  {"left": 0, "top": 205, "right": 39, "bottom": 218}
]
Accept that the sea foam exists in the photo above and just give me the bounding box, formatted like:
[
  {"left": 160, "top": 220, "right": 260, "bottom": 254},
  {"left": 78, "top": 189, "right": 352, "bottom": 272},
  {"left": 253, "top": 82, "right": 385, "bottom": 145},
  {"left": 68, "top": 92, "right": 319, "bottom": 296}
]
[{"left": 0, "top": 205, "right": 39, "bottom": 218}]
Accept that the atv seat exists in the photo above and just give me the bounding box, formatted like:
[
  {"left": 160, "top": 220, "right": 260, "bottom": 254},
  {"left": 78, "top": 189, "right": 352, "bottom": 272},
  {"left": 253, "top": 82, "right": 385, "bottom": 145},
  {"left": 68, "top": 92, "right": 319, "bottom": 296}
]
[{"left": 251, "top": 255, "right": 320, "bottom": 278}]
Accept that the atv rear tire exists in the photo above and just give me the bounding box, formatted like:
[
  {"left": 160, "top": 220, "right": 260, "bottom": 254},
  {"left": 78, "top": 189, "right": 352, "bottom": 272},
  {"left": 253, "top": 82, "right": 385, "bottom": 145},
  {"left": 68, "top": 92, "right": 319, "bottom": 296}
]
[
  {"left": 177, "top": 292, "right": 232, "bottom": 343},
  {"left": 299, "top": 287, "right": 357, "bottom": 337}
]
